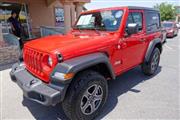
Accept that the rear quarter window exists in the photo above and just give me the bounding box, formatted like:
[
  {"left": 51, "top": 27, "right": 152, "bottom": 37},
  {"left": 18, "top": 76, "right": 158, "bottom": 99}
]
[{"left": 145, "top": 11, "right": 160, "bottom": 33}]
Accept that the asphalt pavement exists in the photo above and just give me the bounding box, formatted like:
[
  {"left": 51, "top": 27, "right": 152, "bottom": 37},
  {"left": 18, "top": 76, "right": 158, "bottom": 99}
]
[{"left": 0, "top": 33, "right": 179, "bottom": 120}]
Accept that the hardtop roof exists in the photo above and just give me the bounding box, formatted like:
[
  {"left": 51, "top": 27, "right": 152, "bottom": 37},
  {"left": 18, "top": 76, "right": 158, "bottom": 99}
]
[
  {"left": 128, "top": 6, "right": 159, "bottom": 12},
  {"left": 82, "top": 6, "right": 159, "bottom": 14}
]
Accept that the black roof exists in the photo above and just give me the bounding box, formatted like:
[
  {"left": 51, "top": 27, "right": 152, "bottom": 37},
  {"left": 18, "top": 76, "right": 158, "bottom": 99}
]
[{"left": 128, "top": 6, "right": 159, "bottom": 12}]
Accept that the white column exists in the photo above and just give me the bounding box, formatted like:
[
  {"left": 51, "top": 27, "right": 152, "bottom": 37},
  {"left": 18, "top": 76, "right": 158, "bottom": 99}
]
[
  {"left": 76, "top": 3, "right": 83, "bottom": 19},
  {"left": 0, "top": 24, "right": 3, "bottom": 41},
  {"left": 176, "top": 16, "right": 178, "bottom": 22},
  {"left": 63, "top": 2, "right": 71, "bottom": 33},
  {"left": 71, "top": 4, "right": 76, "bottom": 26}
]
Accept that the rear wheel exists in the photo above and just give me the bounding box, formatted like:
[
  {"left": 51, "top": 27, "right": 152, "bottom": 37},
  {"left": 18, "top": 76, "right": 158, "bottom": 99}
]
[
  {"left": 175, "top": 31, "right": 178, "bottom": 36},
  {"left": 142, "top": 48, "right": 160, "bottom": 76},
  {"left": 62, "top": 70, "right": 108, "bottom": 120}
]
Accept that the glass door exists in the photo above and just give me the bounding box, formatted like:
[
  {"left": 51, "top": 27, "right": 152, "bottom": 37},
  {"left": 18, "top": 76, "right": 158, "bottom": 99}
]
[{"left": 0, "top": 2, "right": 32, "bottom": 39}]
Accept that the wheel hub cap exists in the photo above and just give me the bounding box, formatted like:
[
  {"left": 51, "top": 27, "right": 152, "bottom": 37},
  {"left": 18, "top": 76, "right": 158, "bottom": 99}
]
[
  {"left": 80, "top": 84, "right": 103, "bottom": 115},
  {"left": 151, "top": 52, "right": 159, "bottom": 71}
]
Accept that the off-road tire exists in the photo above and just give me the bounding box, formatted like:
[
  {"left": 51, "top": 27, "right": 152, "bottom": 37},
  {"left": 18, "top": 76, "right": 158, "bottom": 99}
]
[
  {"left": 141, "top": 48, "right": 160, "bottom": 76},
  {"left": 62, "top": 70, "right": 108, "bottom": 120}
]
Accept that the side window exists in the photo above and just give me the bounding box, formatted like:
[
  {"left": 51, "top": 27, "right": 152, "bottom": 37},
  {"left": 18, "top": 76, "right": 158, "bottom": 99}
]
[
  {"left": 146, "top": 12, "right": 160, "bottom": 33},
  {"left": 126, "top": 12, "right": 143, "bottom": 32},
  {"left": 126, "top": 13, "right": 134, "bottom": 25},
  {"left": 131, "top": 12, "right": 143, "bottom": 31},
  {"left": 125, "top": 13, "right": 134, "bottom": 33}
]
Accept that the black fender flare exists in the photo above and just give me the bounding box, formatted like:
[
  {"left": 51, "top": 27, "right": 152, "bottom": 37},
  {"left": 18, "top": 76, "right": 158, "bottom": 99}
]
[
  {"left": 144, "top": 38, "right": 162, "bottom": 62},
  {"left": 49, "top": 53, "right": 115, "bottom": 101},
  {"left": 50, "top": 52, "right": 116, "bottom": 84}
]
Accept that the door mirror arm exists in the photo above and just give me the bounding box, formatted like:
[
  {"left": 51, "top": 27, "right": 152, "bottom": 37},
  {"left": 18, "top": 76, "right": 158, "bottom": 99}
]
[{"left": 124, "top": 31, "right": 129, "bottom": 38}]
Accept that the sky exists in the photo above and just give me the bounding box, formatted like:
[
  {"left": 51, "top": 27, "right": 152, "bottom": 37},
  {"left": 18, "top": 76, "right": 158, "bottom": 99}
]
[{"left": 85, "top": 0, "right": 180, "bottom": 10}]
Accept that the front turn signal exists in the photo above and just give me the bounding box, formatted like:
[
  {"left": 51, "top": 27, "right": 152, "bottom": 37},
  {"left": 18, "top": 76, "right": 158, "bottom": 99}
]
[
  {"left": 64, "top": 73, "right": 75, "bottom": 80},
  {"left": 54, "top": 72, "right": 75, "bottom": 80}
]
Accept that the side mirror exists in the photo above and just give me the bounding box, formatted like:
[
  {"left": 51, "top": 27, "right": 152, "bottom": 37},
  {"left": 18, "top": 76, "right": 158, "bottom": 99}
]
[{"left": 126, "top": 23, "right": 139, "bottom": 36}]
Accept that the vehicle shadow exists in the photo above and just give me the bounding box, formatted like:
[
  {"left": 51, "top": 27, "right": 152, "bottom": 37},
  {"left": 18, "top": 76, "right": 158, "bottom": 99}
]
[
  {"left": 22, "top": 66, "right": 162, "bottom": 120},
  {"left": 97, "top": 66, "right": 161, "bottom": 119}
]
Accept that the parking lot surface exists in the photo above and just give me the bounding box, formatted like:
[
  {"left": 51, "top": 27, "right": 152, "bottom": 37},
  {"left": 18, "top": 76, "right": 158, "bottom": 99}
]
[{"left": 0, "top": 33, "right": 179, "bottom": 120}]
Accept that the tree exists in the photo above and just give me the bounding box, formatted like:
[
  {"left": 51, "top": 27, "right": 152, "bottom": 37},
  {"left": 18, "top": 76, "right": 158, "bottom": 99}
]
[{"left": 154, "top": 2, "right": 177, "bottom": 21}]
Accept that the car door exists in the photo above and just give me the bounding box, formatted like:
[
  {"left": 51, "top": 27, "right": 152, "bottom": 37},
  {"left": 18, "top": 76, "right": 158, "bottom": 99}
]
[{"left": 115, "top": 10, "right": 148, "bottom": 74}]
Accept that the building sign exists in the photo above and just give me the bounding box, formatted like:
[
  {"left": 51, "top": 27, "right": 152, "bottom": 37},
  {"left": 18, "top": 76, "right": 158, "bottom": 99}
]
[{"left": 55, "top": 8, "right": 64, "bottom": 27}]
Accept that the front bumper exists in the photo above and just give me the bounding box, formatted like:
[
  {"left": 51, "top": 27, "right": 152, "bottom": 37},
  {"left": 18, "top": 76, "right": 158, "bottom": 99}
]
[
  {"left": 166, "top": 32, "right": 174, "bottom": 37},
  {"left": 10, "top": 63, "right": 68, "bottom": 106}
]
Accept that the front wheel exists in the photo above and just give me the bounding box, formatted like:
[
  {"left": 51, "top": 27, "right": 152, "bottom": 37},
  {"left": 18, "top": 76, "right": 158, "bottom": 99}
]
[
  {"left": 141, "top": 48, "right": 160, "bottom": 76},
  {"left": 62, "top": 70, "right": 108, "bottom": 120}
]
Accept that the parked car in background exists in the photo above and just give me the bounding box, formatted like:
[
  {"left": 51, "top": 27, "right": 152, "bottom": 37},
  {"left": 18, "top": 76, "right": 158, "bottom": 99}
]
[{"left": 162, "top": 21, "right": 179, "bottom": 38}]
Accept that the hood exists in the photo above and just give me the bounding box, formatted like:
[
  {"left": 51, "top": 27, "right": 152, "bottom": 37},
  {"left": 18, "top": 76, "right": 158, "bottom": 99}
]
[{"left": 25, "top": 32, "right": 118, "bottom": 59}]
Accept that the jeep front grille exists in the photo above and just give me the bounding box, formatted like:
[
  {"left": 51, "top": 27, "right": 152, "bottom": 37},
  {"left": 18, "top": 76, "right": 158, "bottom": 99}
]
[{"left": 23, "top": 47, "right": 44, "bottom": 80}]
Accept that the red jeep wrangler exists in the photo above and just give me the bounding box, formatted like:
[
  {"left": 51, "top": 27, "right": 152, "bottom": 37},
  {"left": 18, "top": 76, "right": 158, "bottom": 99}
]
[{"left": 10, "top": 6, "right": 162, "bottom": 120}]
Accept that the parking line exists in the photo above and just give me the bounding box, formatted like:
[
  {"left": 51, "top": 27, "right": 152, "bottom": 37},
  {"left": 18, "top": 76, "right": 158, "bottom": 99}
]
[
  {"left": 164, "top": 44, "right": 176, "bottom": 51},
  {"left": 0, "top": 71, "right": 2, "bottom": 120}
]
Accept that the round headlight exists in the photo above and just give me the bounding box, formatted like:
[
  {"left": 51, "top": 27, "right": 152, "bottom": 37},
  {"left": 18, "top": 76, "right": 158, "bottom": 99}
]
[{"left": 48, "top": 56, "right": 53, "bottom": 66}]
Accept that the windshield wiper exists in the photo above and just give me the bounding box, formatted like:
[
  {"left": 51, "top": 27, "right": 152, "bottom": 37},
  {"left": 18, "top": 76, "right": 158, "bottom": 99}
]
[
  {"left": 73, "top": 26, "right": 82, "bottom": 33},
  {"left": 78, "top": 26, "right": 82, "bottom": 33},
  {"left": 73, "top": 26, "right": 102, "bottom": 35}
]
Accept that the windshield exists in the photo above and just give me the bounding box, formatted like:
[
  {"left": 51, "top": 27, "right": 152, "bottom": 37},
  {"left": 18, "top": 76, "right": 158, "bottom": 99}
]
[
  {"left": 162, "top": 23, "right": 173, "bottom": 28},
  {"left": 74, "top": 10, "right": 123, "bottom": 31}
]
